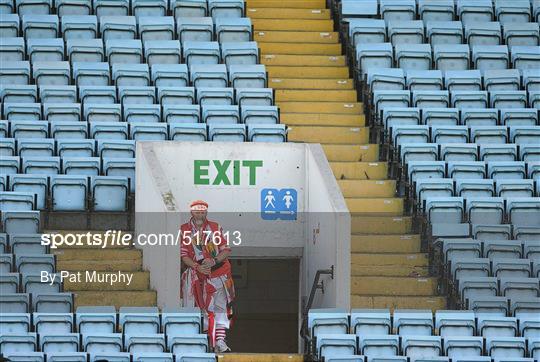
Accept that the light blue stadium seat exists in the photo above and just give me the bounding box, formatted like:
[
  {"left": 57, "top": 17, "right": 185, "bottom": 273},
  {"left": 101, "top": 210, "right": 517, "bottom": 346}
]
[
  {"left": 511, "top": 46, "right": 540, "bottom": 70},
  {"left": 33, "top": 313, "right": 73, "bottom": 334},
  {"left": 73, "top": 62, "right": 110, "bottom": 86},
  {"left": 406, "top": 70, "right": 443, "bottom": 90},
  {"left": 457, "top": 0, "right": 494, "bottom": 24},
  {"left": 177, "top": 17, "right": 213, "bottom": 42},
  {"left": 183, "top": 41, "right": 220, "bottom": 65},
  {"left": 383, "top": 107, "right": 419, "bottom": 129},
  {"left": 356, "top": 43, "right": 394, "bottom": 75},
  {"left": 55, "top": 0, "right": 92, "bottom": 16},
  {"left": 431, "top": 126, "right": 468, "bottom": 144},
  {"left": 161, "top": 307, "right": 202, "bottom": 336},
  {"left": 17, "top": 254, "right": 54, "bottom": 274},
  {"left": 102, "top": 157, "right": 135, "bottom": 191},
  {"left": 97, "top": 140, "right": 135, "bottom": 158},
  {"left": 216, "top": 17, "right": 251, "bottom": 42},
  {"left": 415, "top": 179, "right": 454, "bottom": 206},
  {"left": 79, "top": 86, "right": 116, "bottom": 104},
  {"left": 27, "top": 38, "right": 64, "bottom": 62},
  {"left": 57, "top": 139, "right": 95, "bottom": 157},
  {"left": 422, "top": 108, "right": 459, "bottom": 126},
  {"left": 0, "top": 121, "right": 7, "bottom": 138},
  {"left": 388, "top": 21, "right": 424, "bottom": 46},
  {"left": 158, "top": 86, "right": 195, "bottom": 105},
  {"left": 83, "top": 333, "right": 123, "bottom": 353},
  {"left": 0, "top": 272, "right": 18, "bottom": 292},
  {"left": 0, "top": 61, "right": 31, "bottom": 85},
  {"left": 9, "top": 174, "right": 48, "bottom": 209},
  {"left": 173, "top": 0, "right": 207, "bottom": 18},
  {"left": 196, "top": 87, "right": 234, "bottom": 105},
  {"left": 480, "top": 144, "right": 517, "bottom": 161},
  {"left": 373, "top": 91, "right": 410, "bottom": 115},
  {"left": 507, "top": 198, "right": 540, "bottom": 226},
  {"left": 62, "top": 156, "right": 100, "bottom": 176},
  {"left": 350, "top": 309, "right": 390, "bottom": 336},
  {"left": 61, "top": 15, "right": 98, "bottom": 39},
  {"left": 144, "top": 40, "right": 181, "bottom": 66},
  {"left": 176, "top": 353, "right": 217, "bottom": 362},
  {"left": 443, "top": 336, "right": 483, "bottom": 358},
  {"left": 466, "top": 197, "right": 505, "bottom": 224},
  {"left": 208, "top": 0, "right": 244, "bottom": 19},
  {"left": 461, "top": 108, "right": 499, "bottom": 127},
  {"left": 0, "top": 155, "right": 21, "bottom": 175},
  {"left": 473, "top": 224, "right": 512, "bottom": 240},
  {"left": 486, "top": 337, "right": 527, "bottom": 358},
  {"left": 0, "top": 0, "right": 13, "bottom": 13},
  {"left": 358, "top": 334, "right": 399, "bottom": 357},
  {"left": 501, "top": 109, "right": 538, "bottom": 126},
  {"left": 23, "top": 273, "right": 60, "bottom": 294},
  {"left": 400, "top": 143, "right": 438, "bottom": 163},
  {"left": 40, "top": 334, "right": 80, "bottom": 353},
  {"left": 380, "top": 0, "right": 415, "bottom": 23},
  {"left": 451, "top": 91, "right": 488, "bottom": 109},
  {"left": 133, "top": 353, "right": 175, "bottom": 362},
  {"left": 0, "top": 233, "right": 6, "bottom": 252},
  {"left": 9, "top": 233, "right": 47, "bottom": 255},
  {"left": 169, "top": 123, "right": 206, "bottom": 141},
  {"left": 22, "top": 14, "right": 58, "bottom": 38},
  {"left": 22, "top": 156, "right": 60, "bottom": 174},
  {"left": 33, "top": 293, "right": 72, "bottom": 313},
  {"left": 43, "top": 103, "right": 81, "bottom": 122},
  {"left": 125, "top": 334, "right": 166, "bottom": 354},
  {"left": 401, "top": 335, "right": 442, "bottom": 360},
  {"left": 348, "top": 19, "right": 386, "bottom": 46},
  {"left": 523, "top": 240, "right": 540, "bottom": 259},
  {"left": 0, "top": 293, "right": 30, "bottom": 313},
  {"left": 497, "top": 180, "right": 535, "bottom": 197},
  {"left": 137, "top": 15, "right": 175, "bottom": 45},
  {"left": 0, "top": 13, "right": 20, "bottom": 38},
  {"left": 100, "top": 15, "right": 136, "bottom": 40},
  {"left": 124, "top": 104, "right": 161, "bottom": 123},
  {"left": 107, "top": 39, "right": 143, "bottom": 65},
  {"left": 1, "top": 85, "right": 38, "bottom": 103},
  {"left": 248, "top": 124, "right": 286, "bottom": 142},
  {"left": 484, "top": 240, "right": 522, "bottom": 259},
  {"left": 129, "top": 122, "right": 168, "bottom": 140},
  {"left": 47, "top": 352, "right": 87, "bottom": 362},
  {"left": 459, "top": 276, "right": 499, "bottom": 302},
  {"left": 208, "top": 123, "right": 246, "bottom": 141},
  {"left": 168, "top": 334, "right": 209, "bottom": 354},
  {"left": 425, "top": 196, "right": 464, "bottom": 223},
  {"left": 367, "top": 68, "right": 405, "bottom": 91},
  {"left": 51, "top": 121, "right": 88, "bottom": 139},
  {"left": 76, "top": 305, "right": 117, "bottom": 334},
  {"left": 242, "top": 105, "right": 279, "bottom": 124},
  {"left": 466, "top": 22, "right": 502, "bottom": 46},
  {"left": 119, "top": 86, "right": 155, "bottom": 105},
  {"left": 221, "top": 41, "right": 258, "bottom": 65},
  {"left": 4, "top": 102, "right": 42, "bottom": 120},
  {"left": 488, "top": 161, "right": 526, "bottom": 179},
  {"left": 484, "top": 69, "right": 521, "bottom": 91},
  {"left": 504, "top": 23, "right": 540, "bottom": 47},
  {"left": 522, "top": 69, "right": 540, "bottom": 91},
  {"left": 0, "top": 313, "right": 31, "bottom": 333},
  {"left": 0, "top": 252, "right": 13, "bottom": 271},
  {"left": 235, "top": 88, "right": 273, "bottom": 106},
  {"left": 392, "top": 125, "right": 430, "bottom": 145},
  {"left": 190, "top": 64, "right": 228, "bottom": 88},
  {"left": 426, "top": 21, "right": 463, "bottom": 45},
  {"left": 33, "top": 61, "right": 71, "bottom": 86},
  {"left": 85, "top": 103, "right": 122, "bottom": 123},
  {"left": 496, "top": 0, "right": 532, "bottom": 24},
  {"left": 440, "top": 143, "right": 478, "bottom": 161},
  {"left": 433, "top": 44, "right": 470, "bottom": 71},
  {"left": 40, "top": 86, "right": 78, "bottom": 104},
  {"left": 0, "top": 37, "right": 26, "bottom": 62},
  {"left": 132, "top": 0, "right": 168, "bottom": 18},
  {"left": 0, "top": 333, "right": 37, "bottom": 354},
  {"left": 67, "top": 39, "right": 104, "bottom": 63},
  {"left": 470, "top": 126, "right": 507, "bottom": 144},
  {"left": 413, "top": 90, "right": 449, "bottom": 108},
  {"left": 203, "top": 104, "right": 239, "bottom": 124},
  {"left": 90, "top": 352, "right": 131, "bottom": 362},
  {"left": 493, "top": 258, "right": 531, "bottom": 278},
  {"left": 229, "top": 64, "right": 267, "bottom": 88},
  {"left": 0, "top": 138, "right": 16, "bottom": 156},
  {"left": 50, "top": 175, "right": 88, "bottom": 211},
  {"left": 92, "top": 176, "right": 129, "bottom": 211},
  {"left": 163, "top": 104, "right": 200, "bottom": 123},
  {"left": 491, "top": 91, "right": 528, "bottom": 109},
  {"left": 316, "top": 334, "right": 357, "bottom": 359},
  {"left": 393, "top": 309, "right": 433, "bottom": 336},
  {"left": 90, "top": 121, "right": 128, "bottom": 140},
  {"left": 445, "top": 70, "right": 482, "bottom": 91},
  {"left": 435, "top": 310, "right": 476, "bottom": 336}
]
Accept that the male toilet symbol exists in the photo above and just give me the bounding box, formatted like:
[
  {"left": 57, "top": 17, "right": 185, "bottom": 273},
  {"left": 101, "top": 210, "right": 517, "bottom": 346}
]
[
  {"left": 265, "top": 190, "right": 276, "bottom": 209},
  {"left": 261, "top": 188, "right": 298, "bottom": 220}
]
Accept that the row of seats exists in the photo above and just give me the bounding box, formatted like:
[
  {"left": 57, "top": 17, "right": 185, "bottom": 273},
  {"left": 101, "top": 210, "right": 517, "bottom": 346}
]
[
  {"left": 1, "top": 62, "right": 268, "bottom": 88},
  {"left": 1, "top": 0, "right": 245, "bottom": 18},
  {"left": 0, "top": 139, "right": 137, "bottom": 157},
  {"left": 0, "top": 290, "right": 72, "bottom": 313},
  {"left": 1, "top": 255, "right": 56, "bottom": 276},
  {"left": 1, "top": 38, "right": 260, "bottom": 65},
  {"left": 0, "top": 122, "right": 287, "bottom": 142},
  {"left": 357, "top": 44, "right": 540, "bottom": 74},
  {"left": 449, "top": 257, "right": 539, "bottom": 279},
  {"left": 0, "top": 175, "right": 130, "bottom": 211},
  {"left": 0, "top": 15, "right": 252, "bottom": 42},
  {"left": 405, "top": 160, "right": 539, "bottom": 180},
  {"left": 367, "top": 69, "right": 539, "bottom": 92},
  {"left": 0, "top": 233, "right": 48, "bottom": 254},
  {"left": 341, "top": 0, "right": 540, "bottom": 24},
  {"left": 441, "top": 238, "right": 539, "bottom": 261},
  {"left": 1, "top": 103, "right": 279, "bottom": 123},
  {"left": 348, "top": 19, "right": 539, "bottom": 47},
  {"left": 1, "top": 351, "right": 216, "bottom": 362}
]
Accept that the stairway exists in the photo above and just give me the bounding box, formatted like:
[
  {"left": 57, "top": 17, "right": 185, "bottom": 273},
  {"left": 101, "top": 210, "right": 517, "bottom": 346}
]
[
  {"left": 49, "top": 230, "right": 157, "bottom": 309},
  {"left": 247, "top": 0, "right": 446, "bottom": 310}
]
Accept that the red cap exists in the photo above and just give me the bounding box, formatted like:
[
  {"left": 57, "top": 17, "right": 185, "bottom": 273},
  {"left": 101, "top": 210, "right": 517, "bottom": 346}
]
[{"left": 190, "top": 200, "right": 208, "bottom": 211}]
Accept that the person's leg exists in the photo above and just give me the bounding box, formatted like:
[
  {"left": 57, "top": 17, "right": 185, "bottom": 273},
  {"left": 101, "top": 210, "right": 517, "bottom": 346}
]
[{"left": 212, "top": 285, "right": 231, "bottom": 352}]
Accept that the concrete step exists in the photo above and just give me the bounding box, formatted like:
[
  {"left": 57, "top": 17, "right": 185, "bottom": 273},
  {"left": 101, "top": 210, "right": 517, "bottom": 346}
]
[
  {"left": 351, "top": 295, "right": 447, "bottom": 311},
  {"left": 282, "top": 113, "right": 364, "bottom": 127},
  {"left": 322, "top": 144, "right": 378, "bottom": 162},
  {"left": 246, "top": 0, "right": 327, "bottom": 9},
  {"left": 217, "top": 354, "right": 304, "bottom": 362},
  {"left": 52, "top": 248, "right": 141, "bottom": 261},
  {"left": 331, "top": 162, "right": 388, "bottom": 180},
  {"left": 351, "top": 276, "right": 439, "bottom": 296},
  {"left": 252, "top": 19, "right": 334, "bottom": 31},
  {"left": 276, "top": 89, "right": 357, "bottom": 102},
  {"left": 269, "top": 78, "right": 354, "bottom": 90},
  {"left": 288, "top": 126, "right": 368, "bottom": 144},
  {"left": 267, "top": 66, "right": 348, "bottom": 78},
  {"left": 338, "top": 179, "right": 396, "bottom": 198},
  {"left": 256, "top": 31, "right": 339, "bottom": 44},
  {"left": 262, "top": 54, "right": 346, "bottom": 67},
  {"left": 259, "top": 42, "right": 341, "bottom": 55},
  {"left": 351, "top": 253, "right": 429, "bottom": 267},
  {"left": 57, "top": 259, "right": 141, "bottom": 272},
  {"left": 279, "top": 102, "right": 362, "bottom": 114},
  {"left": 351, "top": 264, "right": 429, "bottom": 277},
  {"left": 351, "top": 234, "right": 421, "bottom": 253},
  {"left": 346, "top": 197, "right": 404, "bottom": 216},
  {"left": 247, "top": 7, "right": 330, "bottom": 19},
  {"left": 351, "top": 216, "right": 412, "bottom": 234},
  {"left": 64, "top": 271, "right": 150, "bottom": 291},
  {"left": 74, "top": 291, "right": 157, "bottom": 309}
]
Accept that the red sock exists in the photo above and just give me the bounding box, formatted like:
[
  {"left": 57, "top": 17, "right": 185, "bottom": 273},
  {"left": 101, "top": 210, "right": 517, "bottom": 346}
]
[{"left": 215, "top": 328, "right": 226, "bottom": 341}]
